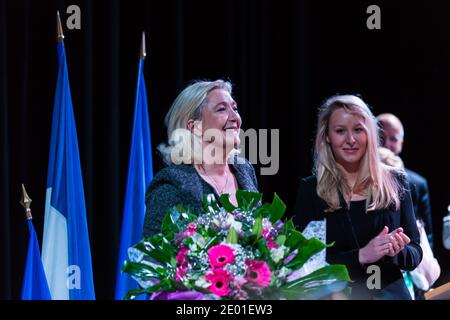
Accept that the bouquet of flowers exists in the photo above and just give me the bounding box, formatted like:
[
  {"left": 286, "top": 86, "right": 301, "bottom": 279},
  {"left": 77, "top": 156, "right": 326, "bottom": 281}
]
[{"left": 122, "top": 191, "right": 351, "bottom": 300}]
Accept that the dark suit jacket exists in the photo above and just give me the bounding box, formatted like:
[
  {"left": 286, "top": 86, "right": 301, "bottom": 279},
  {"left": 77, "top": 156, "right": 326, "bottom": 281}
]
[
  {"left": 142, "top": 158, "right": 259, "bottom": 237},
  {"left": 405, "top": 168, "right": 433, "bottom": 249},
  {"left": 294, "top": 174, "right": 422, "bottom": 300}
]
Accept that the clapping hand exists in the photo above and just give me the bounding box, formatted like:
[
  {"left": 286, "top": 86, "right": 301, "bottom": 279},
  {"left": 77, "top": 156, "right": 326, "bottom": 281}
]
[
  {"left": 386, "top": 227, "right": 410, "bottom": 257},
  {"left": 359, "top": 226, "right": 410, "bottom": 264}
]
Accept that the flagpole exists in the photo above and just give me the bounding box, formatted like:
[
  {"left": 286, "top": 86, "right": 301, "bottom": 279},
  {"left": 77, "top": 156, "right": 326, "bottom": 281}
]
[
  {"left": 56, "top": 11, "right": 64, "bottom": 42},
  {"left": 20, "top": 184, "right": 52, "bottom": 300},
  {"left": 114, "top": 31, "right": 153, "bottom": 299},
  {"left": 20, "top": 184, "right": 32, "bottom": 220},
  {"left": 140, "top": 31, "right": 146, "bottom": 59}
]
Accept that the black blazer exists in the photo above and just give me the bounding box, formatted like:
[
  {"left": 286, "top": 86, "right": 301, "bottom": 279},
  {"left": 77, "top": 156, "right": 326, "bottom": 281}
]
[
  {"left": 405, "top": 168, "right": 433, "bottom": 248},
  {"left": 294, "top": 174, "right": 422, "bottom": 300},
  {"left": 142, "top": 158, "right": 259, "bottom": 237}
]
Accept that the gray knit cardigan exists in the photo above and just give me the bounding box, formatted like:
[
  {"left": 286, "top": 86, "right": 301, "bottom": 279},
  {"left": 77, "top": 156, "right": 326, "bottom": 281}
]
[{"left": 142, "top": 159, "right": 259, "bottom": 237}]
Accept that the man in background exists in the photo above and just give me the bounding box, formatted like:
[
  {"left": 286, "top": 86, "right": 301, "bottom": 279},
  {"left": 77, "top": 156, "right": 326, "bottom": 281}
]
[{"left": 377, "top": 113, "right": 434, "bottom": 249}]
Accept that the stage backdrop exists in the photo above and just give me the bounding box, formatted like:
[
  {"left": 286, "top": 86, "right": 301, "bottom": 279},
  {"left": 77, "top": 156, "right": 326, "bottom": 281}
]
[{"left": 1, "top": 0, "right": 449, "bottom": 299}]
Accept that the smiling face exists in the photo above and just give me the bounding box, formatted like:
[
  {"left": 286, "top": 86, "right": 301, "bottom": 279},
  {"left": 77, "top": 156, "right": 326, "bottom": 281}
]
[
  {"left": 200, "top": 88, "right": 241, "bottom": 147},
  {"left": 327, "top": 108, "right": 368, "bottom": 172}
]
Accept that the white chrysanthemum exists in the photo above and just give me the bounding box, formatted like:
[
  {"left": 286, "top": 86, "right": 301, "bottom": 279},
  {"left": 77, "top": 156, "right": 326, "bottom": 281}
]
[
  {"left": 192, "top": 233, "right": 206, "bottom": 247},
  {"left": 270, "top": 245, "right": 288, "bottom": 263}
]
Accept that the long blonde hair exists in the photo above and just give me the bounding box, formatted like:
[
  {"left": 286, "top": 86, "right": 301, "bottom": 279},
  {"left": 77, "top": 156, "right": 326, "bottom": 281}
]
[{"left": 314, "top": 95, "right": 404, "bottom": 212}]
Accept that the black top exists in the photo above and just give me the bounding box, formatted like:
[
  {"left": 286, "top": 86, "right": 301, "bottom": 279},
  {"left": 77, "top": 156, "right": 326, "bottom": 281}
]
[
  {"left": 142, "top": 158, "right": 259, "bottom": 237},
  {"left": 294, "top": 174, "right": 423, "bottom": 300}
]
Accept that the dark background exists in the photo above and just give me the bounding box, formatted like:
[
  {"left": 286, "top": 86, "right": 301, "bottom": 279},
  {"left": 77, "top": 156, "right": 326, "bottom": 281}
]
[{"left": 1, "top": 0, "right": 449, "bottom": 299}]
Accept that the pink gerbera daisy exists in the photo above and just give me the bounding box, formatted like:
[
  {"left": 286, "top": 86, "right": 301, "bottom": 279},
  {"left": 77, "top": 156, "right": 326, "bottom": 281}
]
[
  {"left": 207, "top": 244, "right": 236, "bottom": 268},
  {"left": 245, "top": 260, "right": 272, "bottom": 288},
  {"left": 176, "top": 247, "right": 188, "bottom": 265},
  {"left": 206, "top": 268, "right": 233, "bottom": 297}
]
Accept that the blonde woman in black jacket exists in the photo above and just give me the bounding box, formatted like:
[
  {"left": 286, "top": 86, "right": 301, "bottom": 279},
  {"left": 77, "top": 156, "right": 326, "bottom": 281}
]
[{"left": 294, "top": 95, "right": 422, "bottom": 300}]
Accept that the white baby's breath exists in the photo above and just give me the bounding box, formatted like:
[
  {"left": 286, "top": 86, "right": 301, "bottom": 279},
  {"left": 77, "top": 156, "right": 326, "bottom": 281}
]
[{"left": 194, "top": 276, "right": 211, "bottom": 288}]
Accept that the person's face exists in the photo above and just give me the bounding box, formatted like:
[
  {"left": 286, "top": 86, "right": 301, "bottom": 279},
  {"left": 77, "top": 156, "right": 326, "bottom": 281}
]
[
  {"left": 200, "top": 88, "right": 241, "bottom": 147},
  {"left": 327, "top": 108, "right": 368, "bottom": 172},
  {"left": 380, "top": 123, "right": 403, "bottom": 156}
]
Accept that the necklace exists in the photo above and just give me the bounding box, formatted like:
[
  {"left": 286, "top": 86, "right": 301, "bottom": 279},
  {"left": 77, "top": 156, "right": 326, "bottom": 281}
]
[{"left": 200, "top": 165, "right": 230, "bottom": 195}]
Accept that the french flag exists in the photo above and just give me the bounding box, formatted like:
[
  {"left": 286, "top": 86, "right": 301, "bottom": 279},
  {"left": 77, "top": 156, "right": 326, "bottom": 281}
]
[{"left": 41, "top": 18, "right": 95, "bottom": 300}]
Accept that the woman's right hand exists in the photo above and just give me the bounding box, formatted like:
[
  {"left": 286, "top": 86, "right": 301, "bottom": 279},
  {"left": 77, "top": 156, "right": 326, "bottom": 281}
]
[{"left": 358, "top": 226, "right": 393, "bottom": 265}]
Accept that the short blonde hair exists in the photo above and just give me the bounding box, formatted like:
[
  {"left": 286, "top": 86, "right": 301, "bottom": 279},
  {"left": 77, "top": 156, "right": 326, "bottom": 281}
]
[
  {"left": 314, "top": 95, "right": 404, "bottom": 212},
  {"left": 158, "top": 80, "right": 233, "bottom": 165}
]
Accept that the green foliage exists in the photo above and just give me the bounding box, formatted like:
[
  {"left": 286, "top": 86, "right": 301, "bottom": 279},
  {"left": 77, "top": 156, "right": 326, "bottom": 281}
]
[
  {"left": 279, "top": 265, "right": 351, "bottom": 300},
  {"left": 236, "top": 190, "right": 262, "bottom": 211},
  {"left": 219, "top": 194, "right": 237, "bottom": 212},
  {"left": 268, "top": 193, "right": 286, "bottom": 223},
  {"left": 252, "top": 217, "right": 263, "bottom": 238},
  {"left": 226, "top": 227, "right": 238, "bottom": 244}
]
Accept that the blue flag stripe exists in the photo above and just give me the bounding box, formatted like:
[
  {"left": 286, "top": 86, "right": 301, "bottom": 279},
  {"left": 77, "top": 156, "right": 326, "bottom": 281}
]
[
  {"left": 115, "top": 58, "right": 153, "bottom": 299},
  {"left": 21, "top": 220, "right": 52, "bottom": 300}
]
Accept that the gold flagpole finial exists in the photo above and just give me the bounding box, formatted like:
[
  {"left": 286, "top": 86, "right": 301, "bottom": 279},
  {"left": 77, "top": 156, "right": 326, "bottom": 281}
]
[
  {"left": 57, "top": 11, "right": 65, "bottom": 42},
  {"left": 140, "top": 31, "right": 146, "bottom": 59},
  {"left": 20, "top": 184, "right": 33, "bottom": 220}
]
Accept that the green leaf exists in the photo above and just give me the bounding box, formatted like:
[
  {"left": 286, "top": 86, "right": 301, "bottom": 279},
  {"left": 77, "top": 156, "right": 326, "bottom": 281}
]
[
  {"left": 244, "top": 234, "right": 258, "bottom": 246},
  {"left": 280, "top": 265, "right": 351, "bottom": 300},
  {"left": 236, "top": 190, "right": 262, "bottom": 211},
  {"left": 147, "top": 248, "right": 173, "bottom": 264},
  {"left": 226, "top": 227, "right": 238, "bottom": 244},
  {"left": 285, "top": 230, "right": 305, "bottom": 249},
  {"left": 284, "top": 219, "right": 295, "bottom": 232},
  {"left": 161, "top": 208, "right": 185, "bottom": 240},
  {"left": 252, "top": 217, "right": 263, "bottom": 238},
  {"left": 161, "top": 212, "right": 174, "bottom": 231},
  {"left": 121, "top": 261, "right": 163, "bottom": 279},
  {"left": 284, "top": 231, "right": 329, "bottom": 269},
  {"left": 268, "top": 193, "right": 286, "bottom": 223},
  {"left": 133, "top": 241, "right": 154, "bottom": 256},
  {"left": 256, "top": 238, "right": 270, "bottom": 259},
  {"left": 276, "top": 235, "right": 286, "bottom": 246},
  {"left": 219, "top": 194, "right": 236, "bottom": 212},
  {"left": 162, "top": 240, "right": 176, "bottom": 259},
  {"left": 285, "top": 238, "right": 327, "bottom": 269},
  {"left": 253, "top": 203, "right": 271, "bottom": 219},
  {"left": 183, "top": 237, "right": 194, "bottom": 247},
  {"left": 160, "top": 278, "right": 175, "bottom": 291},
  {"left": 202, "top": 194, "right": 220, "bottom": 212},
  {"left": 203, "top": 234, "right": 220, "bottom": 250}
]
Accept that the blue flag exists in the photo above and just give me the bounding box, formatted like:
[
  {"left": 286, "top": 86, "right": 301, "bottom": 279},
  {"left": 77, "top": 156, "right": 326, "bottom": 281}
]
[
  {"left": 41, "top": 41, "right": 95, "bottom": 300},
  {"left": 114, "top": 56, "right": 153, "bottom": 300},
  {"left": 21, "top": 220, "right": 52, "bottom": 300}
]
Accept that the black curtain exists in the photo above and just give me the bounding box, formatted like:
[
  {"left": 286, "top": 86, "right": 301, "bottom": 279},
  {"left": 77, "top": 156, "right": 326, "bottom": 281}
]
[{"left": 1, "top": 0, "right": 449, "bottom": 299}]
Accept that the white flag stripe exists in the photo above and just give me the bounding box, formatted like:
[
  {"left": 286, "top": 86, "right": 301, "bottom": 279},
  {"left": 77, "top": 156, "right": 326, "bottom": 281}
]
[{"left": 42, "top": 188, "right": 69, "bottom": 300}]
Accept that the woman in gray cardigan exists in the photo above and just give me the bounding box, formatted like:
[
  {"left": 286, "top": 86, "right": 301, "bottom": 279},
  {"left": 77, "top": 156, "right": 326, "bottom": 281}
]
[{"left": 143, "top": 80, "right": 259, "bottom": 237}]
